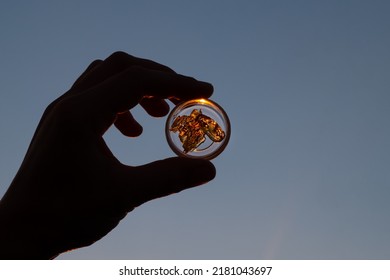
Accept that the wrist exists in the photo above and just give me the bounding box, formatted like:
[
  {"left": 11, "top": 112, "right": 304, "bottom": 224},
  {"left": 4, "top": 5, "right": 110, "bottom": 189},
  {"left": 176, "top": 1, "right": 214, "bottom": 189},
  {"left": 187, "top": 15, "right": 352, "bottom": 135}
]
[{"left": 0, "top": 197, "right": 59, "bottom": 260}]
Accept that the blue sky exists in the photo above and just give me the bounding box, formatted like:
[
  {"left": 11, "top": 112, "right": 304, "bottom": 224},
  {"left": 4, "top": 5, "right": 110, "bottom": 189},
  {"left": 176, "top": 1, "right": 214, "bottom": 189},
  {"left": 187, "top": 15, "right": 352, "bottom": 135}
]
[{"left": 1, "top": 0, "right": 389, "bottom": 259}]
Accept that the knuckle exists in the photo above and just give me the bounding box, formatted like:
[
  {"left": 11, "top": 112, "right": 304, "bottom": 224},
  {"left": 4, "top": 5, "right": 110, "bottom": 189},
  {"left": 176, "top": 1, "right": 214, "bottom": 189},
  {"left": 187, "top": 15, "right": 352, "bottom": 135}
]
[{"left": 107, "top": 51, "right": 133, "bottom": 63}]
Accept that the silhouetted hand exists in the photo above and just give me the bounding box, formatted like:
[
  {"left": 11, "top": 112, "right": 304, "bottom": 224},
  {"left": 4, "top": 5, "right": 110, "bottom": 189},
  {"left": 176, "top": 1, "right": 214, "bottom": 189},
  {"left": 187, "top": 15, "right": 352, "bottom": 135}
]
[{"left": 0, "top": 52, "right": 216, "bottom": 259}]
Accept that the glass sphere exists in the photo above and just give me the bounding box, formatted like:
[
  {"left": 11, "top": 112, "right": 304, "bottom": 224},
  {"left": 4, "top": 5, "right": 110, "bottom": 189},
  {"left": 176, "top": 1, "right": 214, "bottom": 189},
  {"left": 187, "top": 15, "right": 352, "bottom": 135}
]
[{"left": 165, "top": 99, "right": 231, "bottom": 160}]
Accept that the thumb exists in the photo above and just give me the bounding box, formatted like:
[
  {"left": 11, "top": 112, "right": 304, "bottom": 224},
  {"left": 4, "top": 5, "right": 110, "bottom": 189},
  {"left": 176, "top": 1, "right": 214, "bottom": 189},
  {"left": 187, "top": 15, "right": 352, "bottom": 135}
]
[{"left": 129, "top": 157, "right": 216, "bottom": 207}]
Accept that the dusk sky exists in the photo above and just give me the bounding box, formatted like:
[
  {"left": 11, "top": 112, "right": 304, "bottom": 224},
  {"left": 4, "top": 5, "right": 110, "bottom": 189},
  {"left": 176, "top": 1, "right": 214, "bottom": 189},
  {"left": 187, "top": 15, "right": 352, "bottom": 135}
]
[{"left": 1, "top": 1, "right": 389, "bottom": 259}]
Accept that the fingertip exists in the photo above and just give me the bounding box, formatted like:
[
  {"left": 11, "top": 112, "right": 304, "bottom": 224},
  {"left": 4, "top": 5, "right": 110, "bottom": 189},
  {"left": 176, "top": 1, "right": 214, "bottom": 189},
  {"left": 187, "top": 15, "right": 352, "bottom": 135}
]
[
  {"left": 189, "top": 158, "right": 216, "bottom": 182},
  {"left": 140, "top": 97, "right": 170, "bottom": 117},
  {"left": 114, "top": 111, "right": 143, "bottom": 137},
  {"left": 193, "top": 80, "right": 214, "bottom": 100},
  {"left": 200, "top": 81, "right": 214, "bottom": 95}
]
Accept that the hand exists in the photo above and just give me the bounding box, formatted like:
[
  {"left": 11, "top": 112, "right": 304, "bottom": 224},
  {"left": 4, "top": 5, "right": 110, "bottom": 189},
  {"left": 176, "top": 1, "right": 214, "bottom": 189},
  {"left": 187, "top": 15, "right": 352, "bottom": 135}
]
[{"left": 0, "top": 52, "right": 216, "bottom": 259}]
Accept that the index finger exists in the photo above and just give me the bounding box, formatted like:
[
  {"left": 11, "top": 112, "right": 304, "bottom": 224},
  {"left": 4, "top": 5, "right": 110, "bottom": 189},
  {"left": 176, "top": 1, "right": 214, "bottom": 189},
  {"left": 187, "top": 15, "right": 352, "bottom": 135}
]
[
  {"left": 78, "top": 65, "right": 214, "bottom": 115},
  {"left": 71, "top": 52, "right": 177, "bottom": 92}
]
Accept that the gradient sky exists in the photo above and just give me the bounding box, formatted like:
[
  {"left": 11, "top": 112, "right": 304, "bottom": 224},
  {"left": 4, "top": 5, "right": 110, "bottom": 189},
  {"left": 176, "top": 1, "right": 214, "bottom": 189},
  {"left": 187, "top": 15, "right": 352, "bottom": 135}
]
[{"left": 1, "top": 0, "right": 389, "bottom": 259}]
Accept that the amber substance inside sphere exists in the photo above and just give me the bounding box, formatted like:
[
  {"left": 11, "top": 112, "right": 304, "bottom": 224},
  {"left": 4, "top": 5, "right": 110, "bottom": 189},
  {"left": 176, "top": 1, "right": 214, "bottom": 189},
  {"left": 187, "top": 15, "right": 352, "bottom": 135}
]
[{"left": 165, "top": 99, "right": 230, "bottom": 160}]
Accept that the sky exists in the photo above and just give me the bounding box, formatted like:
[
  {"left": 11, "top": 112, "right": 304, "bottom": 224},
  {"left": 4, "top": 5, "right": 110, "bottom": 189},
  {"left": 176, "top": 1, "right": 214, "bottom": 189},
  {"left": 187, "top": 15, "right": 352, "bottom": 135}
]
[{"left": 0, "top": 0, "right": 389, "bottom": 259}]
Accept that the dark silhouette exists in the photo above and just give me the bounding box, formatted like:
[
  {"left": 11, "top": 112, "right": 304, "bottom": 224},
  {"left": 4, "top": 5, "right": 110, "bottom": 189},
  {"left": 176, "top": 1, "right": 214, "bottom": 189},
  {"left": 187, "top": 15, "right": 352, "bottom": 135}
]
[{"left": 0, "top": 52, "right": 216, "bottom": 259}]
